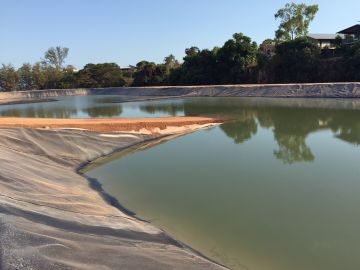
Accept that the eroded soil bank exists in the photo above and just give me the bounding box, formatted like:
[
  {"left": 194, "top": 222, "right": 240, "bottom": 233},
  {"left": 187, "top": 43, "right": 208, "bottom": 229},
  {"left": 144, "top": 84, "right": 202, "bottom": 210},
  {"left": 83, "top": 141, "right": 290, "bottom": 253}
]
[
  {"left": 0, "top": 121, "right": 225, "bottom": 270},
  {"left": 0, "top": 116, "right": 222, "bottom": 133}
]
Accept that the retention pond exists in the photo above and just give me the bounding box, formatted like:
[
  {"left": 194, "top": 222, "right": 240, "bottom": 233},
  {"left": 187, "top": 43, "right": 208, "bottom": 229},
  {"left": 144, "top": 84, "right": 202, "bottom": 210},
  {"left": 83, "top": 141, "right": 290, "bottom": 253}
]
[{"left": 3, "top": 96, "right": 360, "bottom": 270}]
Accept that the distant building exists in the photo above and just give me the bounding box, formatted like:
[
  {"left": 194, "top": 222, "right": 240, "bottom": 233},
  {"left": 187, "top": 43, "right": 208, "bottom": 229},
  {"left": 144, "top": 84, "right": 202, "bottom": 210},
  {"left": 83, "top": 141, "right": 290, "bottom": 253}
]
[
  {"left": 307, "top": 34, "right": 344, "bottom": 49},
  {"left": 337, "top": 24, "right": 360, "bottom": 45},
  {"left": 308, "top": 24, "right": 360, "bottom": 49},
  {"left": 64, "top": 65, "right": 79, "bottom": 73},
  {"left": 121, "top": 65, "right": 136, "bottom": 72}
]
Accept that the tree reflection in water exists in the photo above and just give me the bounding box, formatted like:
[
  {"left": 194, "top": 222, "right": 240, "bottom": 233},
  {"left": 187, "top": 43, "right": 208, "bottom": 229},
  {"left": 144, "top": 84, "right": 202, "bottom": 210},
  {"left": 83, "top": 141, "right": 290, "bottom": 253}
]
[
  {"left": 180, "top": 98, "right": 360, "bottom": 164},
  {"left": 139, "top": 103, "right": 184, "bottom": 116},
  {"left": 82, "top": 105, "right": 123, "bottom": 117},
  {"left": 327, "top": 111, "right": 360, "bottom": 145},
  {"left": 0, "top": 106, "right": 78, "bottom": 118},
  {"left": 1, "top": 96, "right": 360, "bottom": 164},
  {"left": 220, "top": 119, "right": 257, "bottom": 144},
  {"left": 257, "top": 107, "right": 322, "bottom": 164},
  {"left": 273, "top": 134, "right": 315, "bottom": 164}
]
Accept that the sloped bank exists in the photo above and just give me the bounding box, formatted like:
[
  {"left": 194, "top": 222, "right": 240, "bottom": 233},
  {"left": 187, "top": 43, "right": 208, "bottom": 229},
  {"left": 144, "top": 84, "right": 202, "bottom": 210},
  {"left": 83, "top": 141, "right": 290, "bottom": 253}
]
[
  {"left": 1, "top": 82, "right": 360, "bottom": 104},
  {"left": 91, "top": 82, "right": 360, "bottom": 98},
  {"left": 0, "top": 124, "right": 226, "bottom": 270}
]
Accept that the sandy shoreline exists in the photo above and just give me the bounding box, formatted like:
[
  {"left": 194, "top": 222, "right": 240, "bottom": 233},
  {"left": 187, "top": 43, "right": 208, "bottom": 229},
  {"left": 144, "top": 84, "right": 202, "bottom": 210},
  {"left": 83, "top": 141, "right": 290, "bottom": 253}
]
[
  {"left": 0, "top": 116, "right": 223, "bottom": 133},
  {"left": 0, "top": 116, "right": 226, "bottom": 270}
]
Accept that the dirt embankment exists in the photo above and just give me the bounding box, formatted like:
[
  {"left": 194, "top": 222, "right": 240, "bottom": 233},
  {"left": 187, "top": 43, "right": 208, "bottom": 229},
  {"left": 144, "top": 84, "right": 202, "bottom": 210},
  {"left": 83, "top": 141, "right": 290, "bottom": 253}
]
[{"left": 0, "top": 116, "right": 223, "bottom": 134}]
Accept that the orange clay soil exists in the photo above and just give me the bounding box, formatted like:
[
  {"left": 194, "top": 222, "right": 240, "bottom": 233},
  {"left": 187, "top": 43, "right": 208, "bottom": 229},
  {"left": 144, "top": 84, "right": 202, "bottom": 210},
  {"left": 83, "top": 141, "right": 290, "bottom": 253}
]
[{"left": 0, "top": 116, "right": 223, "bottom": 133}]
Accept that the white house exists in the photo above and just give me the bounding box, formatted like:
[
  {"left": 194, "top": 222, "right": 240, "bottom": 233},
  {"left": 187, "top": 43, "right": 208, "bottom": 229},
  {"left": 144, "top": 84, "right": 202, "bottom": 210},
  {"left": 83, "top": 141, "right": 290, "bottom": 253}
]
[{"left": 307, "top": 34, "right": 344, "bottom": 49}]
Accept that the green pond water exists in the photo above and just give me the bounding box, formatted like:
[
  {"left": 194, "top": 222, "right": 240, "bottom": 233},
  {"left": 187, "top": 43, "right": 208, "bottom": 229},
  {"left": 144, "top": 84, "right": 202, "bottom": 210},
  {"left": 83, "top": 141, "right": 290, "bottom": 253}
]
[
  {"left": 3, "top": 96, "right": 360, "bottom": 270},
  {"left": 0, "top": 95, "right": 184, "bottom": 118},
  {"left": 86, "top": 97, "right": 360, "bottom": 270}
]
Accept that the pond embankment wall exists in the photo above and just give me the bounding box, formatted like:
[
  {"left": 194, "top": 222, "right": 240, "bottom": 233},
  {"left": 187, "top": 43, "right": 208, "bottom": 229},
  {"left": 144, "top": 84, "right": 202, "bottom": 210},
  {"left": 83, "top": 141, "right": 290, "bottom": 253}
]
[{"left": 1, "top": 83, "right": 360, "bottom": 102}]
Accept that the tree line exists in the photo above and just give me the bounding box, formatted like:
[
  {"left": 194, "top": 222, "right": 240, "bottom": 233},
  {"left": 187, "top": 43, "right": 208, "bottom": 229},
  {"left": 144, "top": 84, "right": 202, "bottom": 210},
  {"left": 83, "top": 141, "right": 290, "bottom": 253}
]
[
  {"left": 0, "top": 46, "right": 133, "bottom": 91},
  {"left": 1, "top": 2, "right": 359, "bottom": 92}
]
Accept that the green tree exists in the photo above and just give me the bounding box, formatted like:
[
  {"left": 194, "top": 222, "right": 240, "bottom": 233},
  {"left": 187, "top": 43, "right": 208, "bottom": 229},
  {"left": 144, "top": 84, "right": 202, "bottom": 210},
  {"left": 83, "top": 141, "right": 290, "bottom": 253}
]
[
  {"left": 169, "top": 33, "right": 257, "bottom": 85},
  {"left": 334, "top": 35, "right": 343, "bottom": 48},
  {"left": 42, "top": 65, "right": 63, "bottom": 89},
  {"left": 343, "top": 41, "right": 360, "bottom": 81},
  {"left": 0, "top": 64, "right": 19, "bottom": 91},
  {"left": 216, "top": 33, "right": 258, "bottom": 83},
  {"left": 162, "top": 54, "right": 180, "bottom": 85},
  {"left": 60, "top": 65, "right": 77, "bottom": 89},
  {"left": 185, "top": 47, "right": 200, "bottom": 57},
  {"left": 76, "top": 63, "right": 125, "bottom": 88},
  {"left": 257, "top": 39, "right": 276, "bottom": 67},
  {"left": 18, "top": 63, "right": 34, "bottom": 90},
  {"left": 133, "top": 61, "right": 167, "bottom": 86},
  {"left": 258, "top": 39, "right": 276, "bottom": 58},
  {"left": 272, "top": 37, "right": 320, "bottom": 83},
  {"left": 256, "top": 39, "right": 276, "bottom": 83},
  {"left": 43, "top": 46, "right": 69, "bottom": 69},
  {"left": 163, "top": 54, "right": 180, "bottom": 70},
  {"left": 275, "top": 2, "right": 319, "bottom": 41},
  {"left": 31, "top": 62, "right": 47, "bottom": 89},
  {"left": 172, "top": 47, "right": 218, "bottom": 85}
]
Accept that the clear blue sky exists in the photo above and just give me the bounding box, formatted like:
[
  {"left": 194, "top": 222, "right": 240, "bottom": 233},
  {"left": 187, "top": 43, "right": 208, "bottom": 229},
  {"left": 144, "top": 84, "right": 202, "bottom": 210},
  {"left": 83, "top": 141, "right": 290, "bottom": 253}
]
[{"left": 1, "top": 0, "right": 359, "bottom": 68}]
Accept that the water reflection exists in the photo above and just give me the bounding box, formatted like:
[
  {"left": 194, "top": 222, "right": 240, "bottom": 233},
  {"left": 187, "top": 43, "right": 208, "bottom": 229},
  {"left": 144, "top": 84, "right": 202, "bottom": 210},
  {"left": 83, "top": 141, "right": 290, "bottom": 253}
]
[
  {"left": 257, "top": 108, "right": 320, "bottom": 164},
  {"left": 139, "top": 103, "right": 184, "bottom": 116},
  {"left": 1, "top": 96, "right": 360, "bottom": 163},
  {"left": 180, "top": 98, "right": 360, "bottom": 163},
  {"left": 86, "top": 97, "right": 360, "bottom": 270},
  {"left": 95, "top": 97, "right": 129, "bottom": 104},
  {"left": 335, "top": 124, "right": 360, "bottom": 145},
  {"left": 0, "top": 96, "right": 185, "bottom": 119},
  {"left": 327, "top": 112, "right": 360, "bottom": 145},
  {"left": 0, "top": 106, "right": 78, "bottom": 118},
  {"left": 273, "top": 134, "right": 315, "bottom": 164},
  {"left": 220, "top": 120, "right": 257, "bottom": 144},
  {"left": 82, "top": 105, "right": 123, "bottom": 117}
]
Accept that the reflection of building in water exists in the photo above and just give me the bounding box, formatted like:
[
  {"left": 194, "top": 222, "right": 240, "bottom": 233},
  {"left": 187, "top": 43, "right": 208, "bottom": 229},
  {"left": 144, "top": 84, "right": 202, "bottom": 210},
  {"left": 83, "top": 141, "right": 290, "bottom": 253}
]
[{"left": 328, "top": 116, "right": 360, "bottom": 145}]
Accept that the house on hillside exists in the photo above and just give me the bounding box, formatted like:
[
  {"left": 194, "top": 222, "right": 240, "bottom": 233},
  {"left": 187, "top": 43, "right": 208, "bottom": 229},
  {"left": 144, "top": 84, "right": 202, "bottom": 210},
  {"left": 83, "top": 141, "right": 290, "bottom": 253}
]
[
  {"left": 308, "top": 24, "right": 360, "bottom": 49},
  {"left": 308, "top": 34, "right": 344, "bottom": 49},
  {"left": 337, "top": 24, "right": 360, "bottom": 45},
  {"left": 120, "top": 65, "right": 137, "bottom": 72}
]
